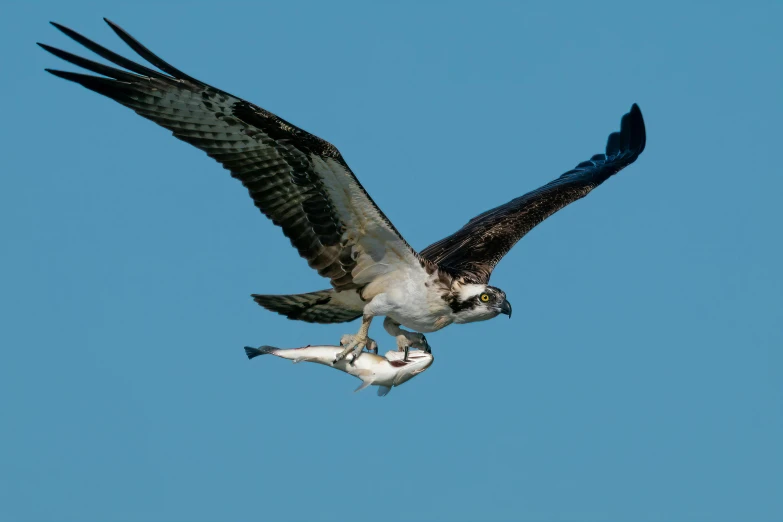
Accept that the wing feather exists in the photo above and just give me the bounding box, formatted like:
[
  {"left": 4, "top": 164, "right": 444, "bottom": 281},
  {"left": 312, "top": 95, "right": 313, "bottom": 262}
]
[
  {"left": 41, "top": 20, "right": 422, "bottom": 292},
  {"left": 421, "top": 104, "right": 646, "bottom": 283}
]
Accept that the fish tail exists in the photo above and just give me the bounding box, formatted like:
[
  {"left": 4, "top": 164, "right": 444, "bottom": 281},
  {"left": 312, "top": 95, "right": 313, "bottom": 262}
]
[{"left": 244, "top": 346, "right": 275, "bottom": 360}]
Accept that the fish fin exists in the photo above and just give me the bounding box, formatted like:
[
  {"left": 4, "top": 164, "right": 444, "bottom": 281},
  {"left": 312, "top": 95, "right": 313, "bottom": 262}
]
[
  {"left": 354, "top": 381, "right": 372, "bottom": 393},
  {"left": 244, "top": 346, "right": 275, "bottom": 360},
  {"left": 377, "top": 386, "right": 392, "bottom": 397},
  {"left": 353, "top": 369, "right": 375, "bottom": 393}
]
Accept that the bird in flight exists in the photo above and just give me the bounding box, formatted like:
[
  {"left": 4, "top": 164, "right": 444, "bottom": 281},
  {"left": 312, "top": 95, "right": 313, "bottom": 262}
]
[{"left": 40, "top": 19, "right": 646, "bottom": 363}]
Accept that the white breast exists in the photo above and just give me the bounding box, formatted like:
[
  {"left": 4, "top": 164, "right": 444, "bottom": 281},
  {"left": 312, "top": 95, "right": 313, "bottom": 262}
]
[{"left": 365, "top": 269, "right": 453, "bottom": 333}]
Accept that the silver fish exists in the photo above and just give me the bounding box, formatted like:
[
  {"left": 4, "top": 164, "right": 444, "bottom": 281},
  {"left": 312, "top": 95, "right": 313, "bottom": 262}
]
[{"left": 244, "top": 345, "right": 434, "bottom": 396}]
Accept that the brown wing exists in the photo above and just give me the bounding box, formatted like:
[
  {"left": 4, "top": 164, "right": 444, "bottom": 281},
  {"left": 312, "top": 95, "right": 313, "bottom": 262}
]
[
  {"left": 40, "top": 19, "right": 422, "bottom": 292},
  {"left": 421, "top": 104, "right": 646, "bottom": 283}
]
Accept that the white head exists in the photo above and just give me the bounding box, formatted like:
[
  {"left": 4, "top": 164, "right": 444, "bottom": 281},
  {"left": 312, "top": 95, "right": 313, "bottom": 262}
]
[{"left": 449, "top": 283, "right": 512, "bottom": 324}]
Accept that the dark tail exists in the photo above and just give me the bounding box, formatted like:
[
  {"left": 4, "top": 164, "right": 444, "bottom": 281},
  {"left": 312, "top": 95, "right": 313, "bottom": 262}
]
[
  {"left": 252, "top": 289, "right": 362, "bottom": 324},
  {"left": 244, "top": 346, "right": 275, "bottom": 360}
]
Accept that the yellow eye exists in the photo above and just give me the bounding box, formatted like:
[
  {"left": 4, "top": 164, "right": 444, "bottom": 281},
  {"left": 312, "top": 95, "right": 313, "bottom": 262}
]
[{"left": 480, "top": 293, "right": 490, "bottom": 302}]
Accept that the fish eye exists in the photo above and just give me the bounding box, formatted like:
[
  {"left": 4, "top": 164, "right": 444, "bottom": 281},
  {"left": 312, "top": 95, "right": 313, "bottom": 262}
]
[{"left": 480, "top": 293, "right": 490, "bottom": 302}]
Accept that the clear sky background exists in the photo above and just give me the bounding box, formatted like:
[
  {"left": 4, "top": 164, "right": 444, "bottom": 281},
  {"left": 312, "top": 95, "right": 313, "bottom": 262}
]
[{"left": 1, "top": 2, "right": 781, "bottom": 521}]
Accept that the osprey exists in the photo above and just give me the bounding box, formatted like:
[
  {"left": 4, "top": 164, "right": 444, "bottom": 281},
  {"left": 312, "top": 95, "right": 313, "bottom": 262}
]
[{"left": 40, "top": 20, "right": 646, "bottom": 362}]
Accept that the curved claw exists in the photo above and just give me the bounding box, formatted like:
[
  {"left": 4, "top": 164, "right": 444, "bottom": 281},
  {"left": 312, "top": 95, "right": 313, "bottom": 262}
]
[
  {"left": 336, "top": 334, "right": 377, "bottom": 365},
  {"left": 334, "top": 338, "right": 358, "bottom": 364},
  {"left": 411, "top": 334, "right": 430, "bottom": 353}
]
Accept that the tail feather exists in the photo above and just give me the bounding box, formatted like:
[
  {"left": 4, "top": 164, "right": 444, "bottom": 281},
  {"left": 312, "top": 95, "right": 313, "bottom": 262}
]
[
  {"left": 244, "top": 346, "right": 275, "bottom": 360},
  {"left": 252, "top": 289, "right": 363, "bottom": 324}
]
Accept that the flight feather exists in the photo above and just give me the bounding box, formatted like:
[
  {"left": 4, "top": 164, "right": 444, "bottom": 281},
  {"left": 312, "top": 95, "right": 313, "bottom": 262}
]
[{"left": 40, "top": 19, "right": 420, "bottom": 292}]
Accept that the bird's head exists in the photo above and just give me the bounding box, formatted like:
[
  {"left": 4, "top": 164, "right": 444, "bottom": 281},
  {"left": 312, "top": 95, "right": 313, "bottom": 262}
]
[{"left": 449, "top": 283, "right": 512, "bottom": 324}]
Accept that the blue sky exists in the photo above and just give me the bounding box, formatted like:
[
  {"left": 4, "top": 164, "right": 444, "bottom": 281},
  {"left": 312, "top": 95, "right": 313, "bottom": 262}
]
[{"left": 2, "top": 2, "right": 781, "bottom": 521}]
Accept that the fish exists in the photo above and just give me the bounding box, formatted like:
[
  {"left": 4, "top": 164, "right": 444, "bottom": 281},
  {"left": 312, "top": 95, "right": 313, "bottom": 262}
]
[{"left": 243, "top": 345, "right": 434, "bottom": 396}]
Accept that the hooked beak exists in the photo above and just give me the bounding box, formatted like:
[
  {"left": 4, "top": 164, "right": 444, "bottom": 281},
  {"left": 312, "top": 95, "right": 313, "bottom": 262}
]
[{"left": 500, "top": 299, "right": 512, "bottom": 318}]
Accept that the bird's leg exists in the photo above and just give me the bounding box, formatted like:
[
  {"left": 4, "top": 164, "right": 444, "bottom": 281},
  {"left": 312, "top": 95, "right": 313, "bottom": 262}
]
[
  {"left": 334, "top": 315, "right": 375, "bottom": 364},
  {"left": 383, "top": 317, "right": 431, "bottom": 354}
]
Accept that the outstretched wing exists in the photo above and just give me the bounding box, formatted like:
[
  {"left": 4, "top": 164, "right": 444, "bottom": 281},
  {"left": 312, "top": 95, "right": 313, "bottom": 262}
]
[
  {"left": 40, "top": 19, "right": 421, "bottom": 292},
  {"left": 421, "top": 104, "right": 646, "bottom": 283}
]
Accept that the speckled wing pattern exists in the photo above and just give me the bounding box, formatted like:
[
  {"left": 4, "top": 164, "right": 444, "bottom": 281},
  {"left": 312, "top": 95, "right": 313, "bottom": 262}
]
[
  {"left": 420, "top": 104, "right": 646, "bottom": 284},
  {"left": 40, "top": 19, "right": 421, "bottom": 293}
]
